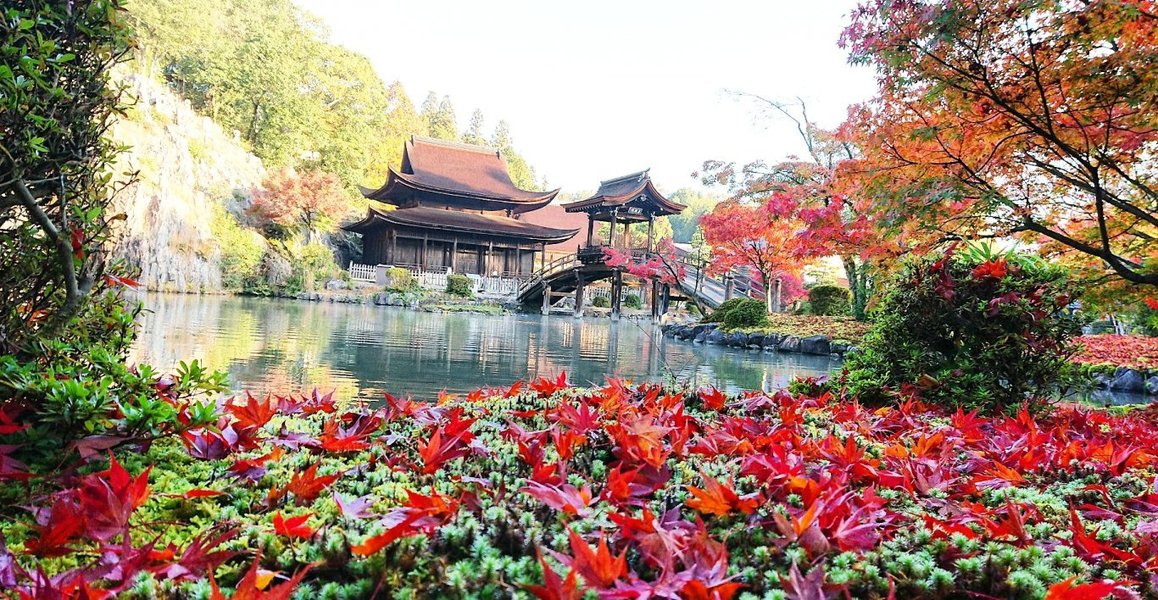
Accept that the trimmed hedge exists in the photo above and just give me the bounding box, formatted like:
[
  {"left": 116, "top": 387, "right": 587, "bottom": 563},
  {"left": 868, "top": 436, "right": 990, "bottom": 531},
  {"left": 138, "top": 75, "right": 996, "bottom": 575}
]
[{"left": 721, "top": 298, "right": 768, "bottom": 329}]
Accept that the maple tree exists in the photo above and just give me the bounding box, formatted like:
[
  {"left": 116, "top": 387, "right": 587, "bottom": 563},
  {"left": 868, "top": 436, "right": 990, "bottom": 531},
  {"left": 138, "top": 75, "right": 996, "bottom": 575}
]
[
  {"left": 247, "top": 167, "right": 349, "bottom": 243},
  {"left": 842, "top": 0, "right": 1158, "bottom": 287},
  {"left": 698, "top": 199, "right": 807, "bottom": 315},
  {"left": 700, "top": 98, "right": 889, "bottom": 319}
]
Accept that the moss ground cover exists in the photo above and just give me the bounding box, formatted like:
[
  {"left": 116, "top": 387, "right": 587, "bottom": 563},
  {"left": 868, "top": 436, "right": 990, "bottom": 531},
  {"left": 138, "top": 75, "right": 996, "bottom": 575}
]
[
  {"left": 738, "top": 314, "right": 873, "bottom": 345},
  {"left": 2, "top": 377, "right": 1157, "bottom": 598}
]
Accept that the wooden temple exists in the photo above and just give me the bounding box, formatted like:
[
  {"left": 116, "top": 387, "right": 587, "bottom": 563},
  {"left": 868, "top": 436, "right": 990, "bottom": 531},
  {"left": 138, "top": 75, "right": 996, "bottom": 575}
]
[
  {"left": 343, "top": 136, "right": 579, "bottom": 277},
  {"left": 561, "top": 170, "right": 686, "bottom": 318}
]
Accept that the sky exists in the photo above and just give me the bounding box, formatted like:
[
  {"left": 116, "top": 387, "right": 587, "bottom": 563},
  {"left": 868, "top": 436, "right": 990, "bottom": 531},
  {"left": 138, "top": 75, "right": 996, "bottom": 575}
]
[{"left": 296, "top": 0, "right": 879, "bottom": 193}]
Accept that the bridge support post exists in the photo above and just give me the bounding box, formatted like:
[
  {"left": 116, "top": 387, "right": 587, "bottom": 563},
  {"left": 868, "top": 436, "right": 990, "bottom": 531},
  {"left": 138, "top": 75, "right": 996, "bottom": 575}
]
[
  {"left": 724, "top": 274, "right": 735, "bottom": 301},
  {"left": 573, "top": 271, "right": 585, "bottom": 318},
  {"left": 541, "top": 285, "right": 552, "bottom": 315},
  {"left": 610, "top": 270, "right": 622, "bottom": 320},
  {"left": 650, "top": 280, "right": 661, "bottom": 320},
  {"left": 661, "top": 284, "right": 671, "bottom": 315}
]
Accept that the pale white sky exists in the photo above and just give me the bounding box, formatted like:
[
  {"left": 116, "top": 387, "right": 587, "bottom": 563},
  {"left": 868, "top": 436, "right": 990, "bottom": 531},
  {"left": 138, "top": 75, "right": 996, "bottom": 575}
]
[{"left": 296, "top": 0, "right": 877, "bottom": 192}]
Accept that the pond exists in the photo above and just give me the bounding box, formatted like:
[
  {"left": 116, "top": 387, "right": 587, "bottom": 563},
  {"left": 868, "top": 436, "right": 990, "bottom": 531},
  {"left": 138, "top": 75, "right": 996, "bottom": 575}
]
[{"left": 129, "top": 294, "right": 841, "bottom": 401}]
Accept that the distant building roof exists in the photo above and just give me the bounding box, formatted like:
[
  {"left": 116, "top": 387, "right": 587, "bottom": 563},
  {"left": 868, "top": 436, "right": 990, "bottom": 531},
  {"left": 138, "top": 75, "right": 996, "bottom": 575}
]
[
  {"left": 359, "top": 136, "right": 559, "bottom": 213},
  {"left": 343, "top": 206, "right": 578, "bottom": 244},
  {"left": 520, "top": 203, "right": 592, "bottom": 252},
  {"left": 561, "top": 169, "right": 685, "bottom": 219}
]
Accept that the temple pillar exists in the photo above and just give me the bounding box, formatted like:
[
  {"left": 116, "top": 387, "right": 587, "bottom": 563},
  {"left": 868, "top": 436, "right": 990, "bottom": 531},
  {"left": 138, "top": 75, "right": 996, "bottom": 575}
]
[
  {"left": 609, "top": 211, "right": 618, "bottom": 247},
  {"left": 389, "top": 231, "right": 397, "bottom": 265},
  {"left": 421, "top": 234, "right": 428, "bottom": 271},
  {"left": 573, "top": 271, "right": 585, "bottom": 318},
  {"left": 647, "top": 215, "right": 655, "bottom": 254},
  {"left": 451, "top": 239, "right": 458, "bottom": 273},
  {"left": 586, "top": 218, "right": 595, "bottom": 247},
  {"left": 542, "top": 285, "right": 552, "bottom": 315},
  {"left": 610, "top": 269, "right": 623, "bottom": 321}
]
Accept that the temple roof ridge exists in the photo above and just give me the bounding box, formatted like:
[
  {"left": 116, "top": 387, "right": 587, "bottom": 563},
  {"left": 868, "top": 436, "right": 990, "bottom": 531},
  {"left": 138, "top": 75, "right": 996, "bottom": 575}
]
[{"left": 408, "top": 135, "right": 500, "bottom": 157}]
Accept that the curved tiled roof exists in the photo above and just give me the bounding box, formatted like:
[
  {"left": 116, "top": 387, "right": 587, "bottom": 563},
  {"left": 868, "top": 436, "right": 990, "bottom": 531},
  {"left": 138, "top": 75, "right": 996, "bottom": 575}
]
[
  {"left": 342, "top": 206, "right": 579, "bottom": 244},
  {"left": 361, "top": 137, "right": 558, "bottom": 213},
  {"left": 561, "top": 169, "right": 686, "bottom": 216}
]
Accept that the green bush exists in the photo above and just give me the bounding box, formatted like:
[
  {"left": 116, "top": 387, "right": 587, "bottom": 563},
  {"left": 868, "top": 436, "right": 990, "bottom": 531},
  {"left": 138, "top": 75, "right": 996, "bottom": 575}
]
[
  {"left": 213, "top": 208, "right": 266, "bottom": 292},
  {"left": 721, "top": 298, "right": 768, "bottom": 329},
  {"left": 808, "top": 285, "right": 851, "bottom": 316},
  {"left": 704, "top": 298, "right": 747, "bottom": 323},
  {"left": 845, "top": 247, "right": 1084, "bottom": 413},
  {"left": 591, "top": 295, "right": 610, "bottom": 308},
  {"left": 384, "top": 267, "right": 416, "bottom": 292},
  {"left": 446, "top": 274, "right": 473, "bottom": 297},
  {"left": 624, "top": 294, "right": 642, "bottom": 309}
]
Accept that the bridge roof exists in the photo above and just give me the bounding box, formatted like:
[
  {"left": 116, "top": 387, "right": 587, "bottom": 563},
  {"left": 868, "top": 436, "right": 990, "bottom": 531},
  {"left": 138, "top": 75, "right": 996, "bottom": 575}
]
[
  {"left": 343, "top": 206, "right": 579, "bottom": 244},
  {"left": 561, "top": 170, "right": 685, "bottom": 220},
  {"left": 359, "top": 136, "right": 559, "bottom": 213}
]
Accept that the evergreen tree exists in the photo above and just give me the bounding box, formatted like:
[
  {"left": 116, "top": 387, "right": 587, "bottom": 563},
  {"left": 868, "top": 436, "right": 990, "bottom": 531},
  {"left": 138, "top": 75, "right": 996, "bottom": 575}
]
[{"left": 462, "top": 109, "right": 486, "bottom": 146}]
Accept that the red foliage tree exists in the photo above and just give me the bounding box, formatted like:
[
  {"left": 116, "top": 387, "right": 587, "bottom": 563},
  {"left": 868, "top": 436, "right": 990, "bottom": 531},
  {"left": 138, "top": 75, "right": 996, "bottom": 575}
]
[
  {"left": 700, "top": 98, "right": 892, "bottom": 318},
  {"left": 248, "top": 168, "right": 349, "bottom": 243},
  {"left": 698, "top": 199, "right": 807, "bottom": 315},
  {"left": 842, "top": 0, "right": 1158, "bottom": 286}
]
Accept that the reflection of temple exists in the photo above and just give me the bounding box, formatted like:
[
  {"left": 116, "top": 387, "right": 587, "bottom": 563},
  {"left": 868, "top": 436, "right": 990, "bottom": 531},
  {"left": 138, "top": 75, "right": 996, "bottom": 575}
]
[{"left": 344, "top": 137, "right": 579, "bottom": 277}]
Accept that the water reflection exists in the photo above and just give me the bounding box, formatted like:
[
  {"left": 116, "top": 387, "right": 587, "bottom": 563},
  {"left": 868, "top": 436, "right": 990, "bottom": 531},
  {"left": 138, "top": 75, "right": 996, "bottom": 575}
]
[{"left": 130, "top": 294, "right": 839, "bottom": 400}]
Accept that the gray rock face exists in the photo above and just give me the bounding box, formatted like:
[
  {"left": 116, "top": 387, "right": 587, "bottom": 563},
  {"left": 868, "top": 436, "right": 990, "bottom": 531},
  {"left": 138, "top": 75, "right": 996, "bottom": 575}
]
[
  {"left": 799, "top": 335, "right": 831, "bottom": 356},
  {"left": 706, "top": 329, "right": 727, "bottom": 345},
  {"left": 693, "top": 332, "right": 707, "bottom": 344},
  {"left": 109, "top": 73, "right": 266, "bottom": 293},
  {"left": 831, "top": 342, "right": 850, "bottom": 356},
  {"left": 778, "top": 336, "right": 802, "bottom": 353},
  {"left": 747, "top": 333, "right": 765, "bottom": 349},
  {"left": 763, "top": 333, "right": 783, "bottom": 350},
  {"left": 1109, "top": 368, "right": 1146, "bottom": 392}
]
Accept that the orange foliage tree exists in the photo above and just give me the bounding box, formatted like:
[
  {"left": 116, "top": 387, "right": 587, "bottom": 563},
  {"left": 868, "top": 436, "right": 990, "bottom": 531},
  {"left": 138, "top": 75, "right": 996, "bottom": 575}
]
[
  {"left": 248, "top": 168, "right": 349, "bottom": 243},
  {"left": 842, "top": 0, "right": 1158, "bottom": 286}
]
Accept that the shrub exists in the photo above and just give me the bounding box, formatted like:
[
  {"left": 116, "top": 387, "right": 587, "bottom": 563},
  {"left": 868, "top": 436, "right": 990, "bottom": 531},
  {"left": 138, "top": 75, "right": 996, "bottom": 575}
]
[
  {"left": 591, "top": 295, "right": 610, "bottom": 308},
  {"left": 704, "top": 298, "right": 747, "bottom": 323},
  {"left": 846, "top": 247, "right": 1084, "bottom": 412},
  {"left": 384, "top": 267, "right": 416, "bottom": 292},
  {"left": 213, "top": 208, "right": 266, "bottom": 292},
  {"left": 721, "top": 298, "right": 768, "bottom": 329},
  {"left": 808, "top": 285, "right": 851, "bottom": 316},
  {"left": 624, "top": 293, "right": 642, "bottom": 309},
  {"left": 446, "top": 274, "right": 473, "bottom": 297}
]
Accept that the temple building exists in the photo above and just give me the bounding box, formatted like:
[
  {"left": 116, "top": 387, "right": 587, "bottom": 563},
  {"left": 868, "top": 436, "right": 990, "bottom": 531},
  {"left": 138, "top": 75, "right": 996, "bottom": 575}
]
[{"left": 343, "top": 137, "right": 578, "bottom": 277}]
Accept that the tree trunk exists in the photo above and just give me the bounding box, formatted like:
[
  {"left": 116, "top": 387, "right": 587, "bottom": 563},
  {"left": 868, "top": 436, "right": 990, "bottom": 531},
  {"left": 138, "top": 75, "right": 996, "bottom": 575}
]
[{"left": 842, "top": 255, "right": 870, "bottom": 321}]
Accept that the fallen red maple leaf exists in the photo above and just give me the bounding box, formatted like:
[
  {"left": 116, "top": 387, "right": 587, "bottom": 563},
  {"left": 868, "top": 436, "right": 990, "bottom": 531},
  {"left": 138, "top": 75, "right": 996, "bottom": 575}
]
[
  {"left": 687, "top": 472, "right": 759, "bottom": 517},
  {"left": 272, "top": 512, "right": 314, "bottom": 539},
  {"left": 566, "top": 529, "right": 626, "bottom": 589}
]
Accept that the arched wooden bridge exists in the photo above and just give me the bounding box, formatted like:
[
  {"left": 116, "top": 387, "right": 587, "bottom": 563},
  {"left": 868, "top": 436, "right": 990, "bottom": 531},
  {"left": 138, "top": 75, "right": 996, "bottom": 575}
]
[{"left": 516, "top": 246, "right": 763, "bottom": 317}]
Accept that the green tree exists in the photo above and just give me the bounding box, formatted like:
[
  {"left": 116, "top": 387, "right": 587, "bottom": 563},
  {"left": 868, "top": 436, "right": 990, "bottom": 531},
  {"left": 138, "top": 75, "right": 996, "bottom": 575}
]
[
  {"left": 491, "top": 120, "right": 538, "bottom": 190},
  {"left": 1, "top": 0, "right": 135, "bottom": 351},
  {"left": 422, "top": 93, "right": 458, "bottom": 140},
  {"left": 462, "top": 109, "right": 487, "bottom": 146},
  {"left": 666, "top": 188, "right": 721, "bottom": 243}
]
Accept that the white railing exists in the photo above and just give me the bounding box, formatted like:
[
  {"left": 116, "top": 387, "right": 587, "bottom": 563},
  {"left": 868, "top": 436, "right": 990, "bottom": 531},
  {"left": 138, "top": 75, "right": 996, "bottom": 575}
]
[
  {"left": 349, "top": 263, "right": 377, "bottom": 283},
  {"left": 412, "top": 268, "right": 449, "bottom": 291},
  {"left": 475, "top": 275, "right": 521, "bottom": 296}
]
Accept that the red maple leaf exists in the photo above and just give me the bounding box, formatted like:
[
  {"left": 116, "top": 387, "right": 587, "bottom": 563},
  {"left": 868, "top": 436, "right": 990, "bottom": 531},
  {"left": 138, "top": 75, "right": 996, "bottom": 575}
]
[
  {"left": 687, "top": 473, "right": 760, "bottom": 517},
  {"left": 277, "top": 463, "right": 341, "bottom": 506},
  {"left": 272, "top": 512, "right": 315, "bottom": 539},
  {"left": 1043, "top": 577, "right": 1128, "bottom": 600},
  {"left": 522, "top": 481, "right": 595, "bottom": 516},
  {"left": 566, "top": 529, "right": 626, "bottom": 589},
  {"left": 523, "top": 551, "right": 582, "bottom": 600},
  {"left": 531, "top": 372, "right": 568, "bottom": 397},
  {"left": 209, "top": 553, "right": 314, "bottom": 600},
  {"left": 350, "top": 512, "right": 424, "bottom": 556},
  {"left": 228, "top": 394, "right": 278, "bottom": 430},
  {"left": 23, "top": 497, "right": 84, "bottom": 557},
  {"left": 75, "top": 454, "right": 151, "bottom": 542}
]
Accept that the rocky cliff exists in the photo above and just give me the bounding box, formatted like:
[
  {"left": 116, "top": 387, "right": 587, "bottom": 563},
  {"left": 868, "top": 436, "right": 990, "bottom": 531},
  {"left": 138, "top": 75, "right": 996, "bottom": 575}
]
[{"left": 109, "top": 72, "right": 266, "bottom": 292}]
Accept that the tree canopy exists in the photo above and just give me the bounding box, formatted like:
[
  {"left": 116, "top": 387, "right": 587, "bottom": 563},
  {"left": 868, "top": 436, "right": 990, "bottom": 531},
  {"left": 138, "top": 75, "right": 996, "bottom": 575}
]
[{"left": 843, "top": 0, "right": 1158, "bottom": 286}]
